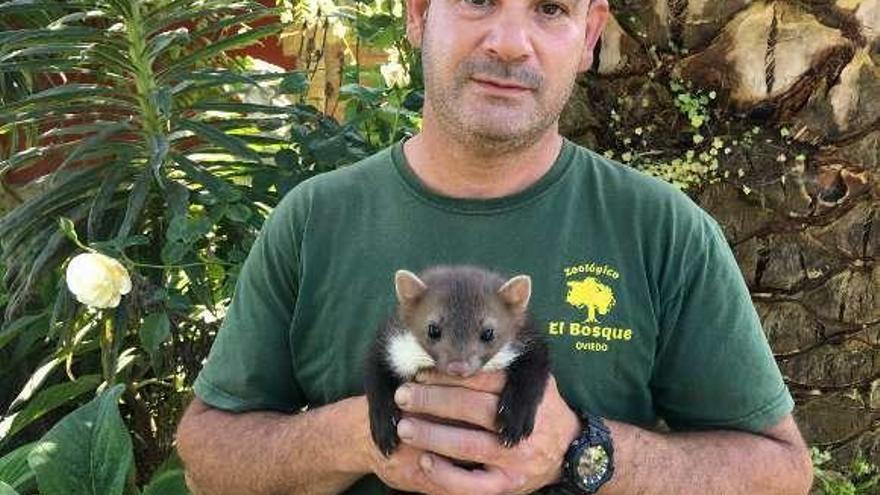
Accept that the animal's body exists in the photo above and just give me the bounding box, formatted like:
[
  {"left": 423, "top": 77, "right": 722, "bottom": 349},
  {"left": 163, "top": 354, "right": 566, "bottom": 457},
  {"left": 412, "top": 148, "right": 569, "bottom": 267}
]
[{"left": 364, "top": 265, "right": 550, "bottom": 456}]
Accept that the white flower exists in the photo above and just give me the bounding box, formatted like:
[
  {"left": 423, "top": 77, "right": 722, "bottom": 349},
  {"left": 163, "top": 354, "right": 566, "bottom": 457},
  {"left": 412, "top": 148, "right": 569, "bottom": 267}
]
[
  {"left": 65, "top": 253, "right": 132, "bottom": 309},
  {"left": 330, "top": 21, "right": 348, "bottom": 41},
  {"left": 380, "top": 48, "right": 410, "bottom": 89}
]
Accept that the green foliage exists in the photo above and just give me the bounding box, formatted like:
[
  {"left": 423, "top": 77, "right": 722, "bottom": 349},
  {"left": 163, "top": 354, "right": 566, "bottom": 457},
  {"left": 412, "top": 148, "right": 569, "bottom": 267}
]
[
  {"left": 0, "top": 0, "right": 411, "bottom": 490},
  {"left": 278, "top": 0, "right": 423, "bottom": 148},
  {"left": 140, "top": 453, "right": 188, "bottom": 495},
  {"left": 670, "top": 79, "right": 713, "bottom": 130},
  {"left": 26, "top": 385, "right": 132, "bottom": 495},
  {"left": 0, "top": 442, "right": 35, "bottom": 494},
  {"left": 601, "top": 77, "right": 724, "bottom": 191},
  {"left": 812, "top": 448, "right": 880, "bottom": 495},
  {"left": 0, "top": 0, "right": 389, "bottom": 491},
  {"left": 0, "top": 260, "right": 7, "bottom": 315}
]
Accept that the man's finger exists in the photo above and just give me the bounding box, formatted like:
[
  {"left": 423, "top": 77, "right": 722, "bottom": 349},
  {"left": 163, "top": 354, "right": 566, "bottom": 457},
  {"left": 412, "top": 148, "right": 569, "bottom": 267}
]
[
  {"left": 395, "top": 383, "right": 500, "bottom": 431},
  {"left": 419, "top": 453, "right": 523, "bottom": 495},
  {"left": 414, "top": 369, "right": 507, "bottom": 394},
  {"left": 397, "top": 417, "right": 502, "bottom": 464}
]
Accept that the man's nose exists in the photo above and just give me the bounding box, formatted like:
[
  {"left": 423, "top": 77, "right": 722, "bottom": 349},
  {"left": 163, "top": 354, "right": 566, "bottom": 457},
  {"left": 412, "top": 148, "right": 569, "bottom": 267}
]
[{"left": 483, "top": 12, "right": 534, "bottom": 63}]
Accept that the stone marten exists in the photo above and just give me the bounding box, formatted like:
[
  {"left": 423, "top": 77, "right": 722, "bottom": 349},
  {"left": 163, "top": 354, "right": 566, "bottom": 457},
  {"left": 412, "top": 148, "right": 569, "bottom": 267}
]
[{"left": 364, "top": 265, "right": 550, "bottom": 457}]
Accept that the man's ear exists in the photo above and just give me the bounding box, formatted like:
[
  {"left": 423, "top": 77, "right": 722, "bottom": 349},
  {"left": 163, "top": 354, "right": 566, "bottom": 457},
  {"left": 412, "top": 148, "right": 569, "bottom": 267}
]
[
  {"left": 578, "top": 0, "right": 610, "bottom": 72},
  {"left": 406, "top": 0, "right": 430, "bottom": 48}
]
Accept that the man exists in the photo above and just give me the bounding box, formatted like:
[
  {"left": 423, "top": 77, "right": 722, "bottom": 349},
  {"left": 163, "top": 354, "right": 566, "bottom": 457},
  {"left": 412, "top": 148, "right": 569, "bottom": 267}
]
[{"left": 176, "top": 0, "right": 815, "bottom": 493}]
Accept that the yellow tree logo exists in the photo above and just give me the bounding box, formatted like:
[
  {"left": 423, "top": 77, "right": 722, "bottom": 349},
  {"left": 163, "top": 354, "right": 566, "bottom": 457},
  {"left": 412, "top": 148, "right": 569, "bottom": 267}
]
[{"left": 566, "top": 277, "right": 616, "bottom": 323}]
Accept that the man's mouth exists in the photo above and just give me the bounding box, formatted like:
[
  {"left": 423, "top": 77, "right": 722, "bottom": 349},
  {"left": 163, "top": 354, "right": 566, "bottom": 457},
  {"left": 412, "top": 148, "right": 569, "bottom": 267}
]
[{"left": 471, "top": 76, "right": 534, "bottom": 92}]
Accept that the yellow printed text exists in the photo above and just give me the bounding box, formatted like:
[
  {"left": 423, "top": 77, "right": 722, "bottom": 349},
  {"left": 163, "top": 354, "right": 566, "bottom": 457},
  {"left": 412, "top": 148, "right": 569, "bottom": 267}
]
[{"left": 548, "top": 321, "right": 633, "bottom": 341}]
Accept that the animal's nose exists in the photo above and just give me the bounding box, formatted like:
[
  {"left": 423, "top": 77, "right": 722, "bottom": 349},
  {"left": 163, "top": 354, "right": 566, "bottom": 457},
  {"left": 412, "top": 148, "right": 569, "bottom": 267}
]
[{"left": 445, "top": 361, "right": 473, "bottom": 377}]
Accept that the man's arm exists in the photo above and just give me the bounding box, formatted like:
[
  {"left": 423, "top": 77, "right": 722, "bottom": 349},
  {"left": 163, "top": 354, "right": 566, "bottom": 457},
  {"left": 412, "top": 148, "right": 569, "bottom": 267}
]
[
  {"left": 176, "top": 395, "right": 452, "bottom": 495},
  {"left": 176, "top": 396, "right": 371, "bottom": 495},
  {"left": 392, "top": 372, "right": 813, "bottom": 495},
  {"left": 602, "top": 413, "right": 812, "bottom": 494}
]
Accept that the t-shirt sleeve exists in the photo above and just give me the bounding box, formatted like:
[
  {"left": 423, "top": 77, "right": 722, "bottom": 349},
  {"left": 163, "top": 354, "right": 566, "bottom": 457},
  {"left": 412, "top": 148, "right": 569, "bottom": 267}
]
[
  {"left": 193, "top": 194, "right": 307, "bottom": 413},
  {"left": 651, "top": 215, "right": 794, "bottom": 433}
]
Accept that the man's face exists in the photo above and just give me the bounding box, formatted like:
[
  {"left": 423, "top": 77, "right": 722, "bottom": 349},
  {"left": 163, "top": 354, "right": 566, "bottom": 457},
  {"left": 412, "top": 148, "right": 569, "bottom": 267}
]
[{"left": 415, "top": 0, "right": 600, "bottom": 152}]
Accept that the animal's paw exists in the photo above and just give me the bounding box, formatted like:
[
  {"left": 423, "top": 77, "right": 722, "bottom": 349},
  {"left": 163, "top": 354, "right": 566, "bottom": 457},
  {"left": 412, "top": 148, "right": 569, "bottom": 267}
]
[
  {"left": 496, "top": 386, "right": 539, "bottom": 448},
  {"left": 369, "top": 402, "right": 402, "bottom": 457}
]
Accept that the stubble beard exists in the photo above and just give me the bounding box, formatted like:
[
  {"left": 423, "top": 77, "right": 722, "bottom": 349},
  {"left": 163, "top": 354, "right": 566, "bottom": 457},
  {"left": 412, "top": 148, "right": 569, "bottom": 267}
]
[{"left": 420, "top": 24, "right": 577, "bottom": 156}]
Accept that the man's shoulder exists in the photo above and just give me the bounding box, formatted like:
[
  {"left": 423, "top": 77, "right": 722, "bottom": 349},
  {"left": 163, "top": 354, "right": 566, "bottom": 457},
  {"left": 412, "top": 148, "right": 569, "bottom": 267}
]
[
  {"left": 298, "top": 145, "right": 395, "bottom": 195},
  {"left": 273, "top": 145, "right": 396, "bottom": 213},
  {"left": 567, "top": 142, "right": 715, "bottom": 229}
]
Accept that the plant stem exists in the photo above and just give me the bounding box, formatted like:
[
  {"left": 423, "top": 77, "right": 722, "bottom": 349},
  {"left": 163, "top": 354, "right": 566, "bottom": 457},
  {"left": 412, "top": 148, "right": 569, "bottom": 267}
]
[
  {"left": 126, "top": 2, "right": 163, "bottom": 137},
  {"left": 100, "top": 316, "right": 117, "bottom": 385},
  {"left": 122, "top": 256, "right": 236, "bottom": 270}
]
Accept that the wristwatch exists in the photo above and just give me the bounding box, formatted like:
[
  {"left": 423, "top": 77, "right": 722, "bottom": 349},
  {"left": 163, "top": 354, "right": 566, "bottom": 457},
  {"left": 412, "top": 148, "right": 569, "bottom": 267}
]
[{"left": 559, "top": 412, "right": 615, "bottom": 494}]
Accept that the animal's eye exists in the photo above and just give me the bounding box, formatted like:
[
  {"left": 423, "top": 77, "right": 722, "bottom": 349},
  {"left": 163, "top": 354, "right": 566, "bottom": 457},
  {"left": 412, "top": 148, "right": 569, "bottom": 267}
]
[
  {"left": 480, "top": 327, "right": 495, "bottom": 342},
  {"left": 427, "top": 323, "right": 442, "bottom": 341}
]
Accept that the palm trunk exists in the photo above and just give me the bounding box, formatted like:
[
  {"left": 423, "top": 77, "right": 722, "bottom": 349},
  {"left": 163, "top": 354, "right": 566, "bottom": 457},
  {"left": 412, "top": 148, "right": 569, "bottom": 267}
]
[{"left": 561, "top": 0, "right": 880, "bottom": 471}]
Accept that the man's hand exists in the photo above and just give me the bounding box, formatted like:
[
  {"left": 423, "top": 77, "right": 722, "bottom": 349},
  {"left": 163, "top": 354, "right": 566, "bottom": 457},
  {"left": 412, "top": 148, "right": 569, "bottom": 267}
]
[
  {"left": 367, "top": 441, "right": 446, "bottom": 493},
  {"left": 393, "top": 371, "right": 581, "bottom": 495}
]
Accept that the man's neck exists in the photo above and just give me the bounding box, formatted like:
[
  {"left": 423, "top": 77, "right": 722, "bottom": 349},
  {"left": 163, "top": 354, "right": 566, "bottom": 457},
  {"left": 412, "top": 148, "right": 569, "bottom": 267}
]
[{"left": 402, "top": 120, "right": 564, "bottom": 200}]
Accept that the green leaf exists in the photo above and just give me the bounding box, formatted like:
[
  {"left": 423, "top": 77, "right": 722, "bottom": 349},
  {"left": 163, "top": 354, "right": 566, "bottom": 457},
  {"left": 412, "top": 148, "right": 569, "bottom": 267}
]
[
  {"left": 57, "top": 217, "right": 79, "bottom": 245},
  {"left": 160, "top": 241, "right": 188, "bottom": 265},
  {"left": 159, "top": 24, "right": 281, "bottom": 83},
  {"left": 188, "top": 101, "right": 315, "bottom": 116},
  {"left": 27, "top": 384, "right": 133, "bottom": 495},
  {"left": 6, "top": 358, "right": 61, "bottom": 413},
  {"left": 166, "top": 216, "right": 211, "bottom": 243},
  {"left": 0, "top": 313, "right": 49, "bottom": 359},
  {"left": 164, "top": 180, "right": 190, "bottom": 219},
  {"left": 0, "top": 2, "right": 80, "bottom": 17},
  {"left": 279, "top": 71, "right": 309, "bottom": 95},
  {"left": 47, "top": 11, "right": 111, "bottom": 30},
  {"left": 146, "top": 27, "right": 190, "bottom": 63},
  {"left": 87, "top": 165, "right": 128, "bottom": 241},
  {"left": 274, "top": 148, "right": 298, "bottom": 170},
  {"left": 339, "top": 84, "right": 384, "bottom": 104},
  {"left": 0, "top": 59, "right": 83, "bottom": 73},
  {"left": 188, "top": 8, "right": 276, "bottom": 39},
  {"left": 177, "top": 119, "right": 261, "bottom": 163},
  {"left": 225, "top": 203, "right": 252, "bottom": 223},
  {"left": 0, "top": 27, "right": 102, "bottom": 53},
  {"left": 0, "top": 481, "right": 20, "bottom": 495},
  {"left": 144, "top": 0, "right": 266, "bottom": 35},
  {"left": 3, "top": 375, "right": 101, "bottom": 443},
  {"left": 169, "top": 70, "right": 264, "bottom": 96},
  {"left": 142, "top": 466, "right": 189, "bottom": 495},
  {"left": 39, "top": 123, "right": 133, "bottom": 181},
  {"left": 39, "top": 121, "right": 128, "bottom": 140},
  {"left": 171, "top": 153, "right": 241, "bottom": 202},
  {"left": 115, "top": 170, "right": 152, "bottom": 241},
  {"left": 0, "top": 442, "right": 36, "bottom": 492},
  {"left": 140, "top": 312, "right": 170, "bottom": 356}
]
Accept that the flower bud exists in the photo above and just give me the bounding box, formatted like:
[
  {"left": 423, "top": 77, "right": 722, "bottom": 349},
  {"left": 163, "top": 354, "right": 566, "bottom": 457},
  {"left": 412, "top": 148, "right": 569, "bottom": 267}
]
[{"left": 65, "top": 253, "right": 132, "bottom": 309}]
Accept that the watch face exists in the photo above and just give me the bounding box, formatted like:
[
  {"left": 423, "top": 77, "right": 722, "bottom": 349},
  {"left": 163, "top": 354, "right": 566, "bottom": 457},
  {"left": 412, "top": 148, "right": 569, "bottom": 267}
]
[{"left": 576, "top": 445, "right": 610, "bottom": 487}]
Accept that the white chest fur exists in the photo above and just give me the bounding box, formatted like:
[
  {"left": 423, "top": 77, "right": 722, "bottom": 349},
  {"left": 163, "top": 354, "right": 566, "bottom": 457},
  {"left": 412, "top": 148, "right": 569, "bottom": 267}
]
[
  {"left": 386, "top": 332, "right": 436, "bottom": 379},
  {"left": 385, "top": 332, "right": 522, "bottom": 378}
]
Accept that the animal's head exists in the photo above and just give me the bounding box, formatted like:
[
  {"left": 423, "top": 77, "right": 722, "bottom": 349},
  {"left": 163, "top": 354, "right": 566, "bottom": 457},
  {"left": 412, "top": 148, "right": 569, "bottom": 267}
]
[{"left": 392, "top": 266, "right": 531, "bottom": 377}]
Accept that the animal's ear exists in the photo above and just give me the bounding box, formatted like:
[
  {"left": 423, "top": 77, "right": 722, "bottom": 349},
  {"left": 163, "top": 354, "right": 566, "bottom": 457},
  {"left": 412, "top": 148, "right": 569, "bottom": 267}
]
[
  {"left": 395, "top": 270, "right": 427, "bottom": 303},
  {"left": 498, "top": 275, "right": 531, "bottom": 312}
]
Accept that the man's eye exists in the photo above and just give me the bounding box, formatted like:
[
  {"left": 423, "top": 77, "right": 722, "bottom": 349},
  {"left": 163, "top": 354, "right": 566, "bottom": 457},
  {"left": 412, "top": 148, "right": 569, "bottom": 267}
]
[{"left": 539, "top": 2, "right": 565, "bottom": 16}]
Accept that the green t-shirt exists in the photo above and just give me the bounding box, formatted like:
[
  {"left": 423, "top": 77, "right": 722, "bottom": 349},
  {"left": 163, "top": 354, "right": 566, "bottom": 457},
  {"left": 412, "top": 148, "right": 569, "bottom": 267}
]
[{"left": 193, "top": 138, "right": 794, "bottom": 494}]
